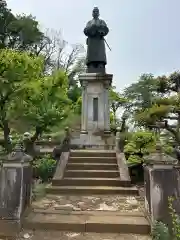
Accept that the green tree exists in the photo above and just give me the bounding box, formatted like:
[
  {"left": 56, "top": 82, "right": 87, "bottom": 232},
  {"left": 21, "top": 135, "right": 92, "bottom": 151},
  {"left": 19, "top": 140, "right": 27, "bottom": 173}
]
[
  {"left": 14, "top": 70, "right": 71, "bottom": 141},
  {"left": 109, "top": 87, "right": 128, "bottom": 125},
  {"left": 0, "top": 0, "right": 15, "bottom": 49},
  {"left": 123, "top": 74, "right": 158, "bottom": 128},
  {"left": 9, "top": 14, "right": 43, "bottom": 51},
  {"left": 0, "top": 1, "right": 43, "bottom": 50},
  {"left": 0, "top": 48, "right": 43, "bottom": 152},
  {"left": 135, "top": 72, "right": 180, "bottom": 145},
  {"left": 124, "top": 131, "right": 156, "bottom": 165},
  {"left": 124, "top": 74, "right": 157, "bottom": 111}
]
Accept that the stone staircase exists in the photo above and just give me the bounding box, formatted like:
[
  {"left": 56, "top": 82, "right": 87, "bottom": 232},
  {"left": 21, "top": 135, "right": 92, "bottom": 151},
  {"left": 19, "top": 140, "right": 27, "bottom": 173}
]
[{"left": 23, "top": 149, "right": 151, "bottom": 239}]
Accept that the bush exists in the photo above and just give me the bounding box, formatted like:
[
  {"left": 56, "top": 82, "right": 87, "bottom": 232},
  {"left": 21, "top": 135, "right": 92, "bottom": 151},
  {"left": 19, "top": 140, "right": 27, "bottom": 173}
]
[
  {"left": 152, "top": 221, "right": 170, "bottom": 240},
  {"left": 32, "top": 155, "right": 56, "bottom": 182},
  {"left": 169, "top": 197, "right": 180, "bottom": 239},
  {"left": 151, "top": 197, "right": 180, "bottom": 239}
]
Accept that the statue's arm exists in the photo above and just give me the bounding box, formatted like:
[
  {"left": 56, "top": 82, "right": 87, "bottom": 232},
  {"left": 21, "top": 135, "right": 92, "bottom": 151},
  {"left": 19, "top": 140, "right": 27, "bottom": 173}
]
[{"left": 100, "top": 20, "right": 109, "bottom": 35}]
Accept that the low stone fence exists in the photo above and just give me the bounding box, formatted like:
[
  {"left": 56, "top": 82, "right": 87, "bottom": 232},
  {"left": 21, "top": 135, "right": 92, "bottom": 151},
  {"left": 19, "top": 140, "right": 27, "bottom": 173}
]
[
  {"left": 144, "top": 163, "right": 180, "bottom": 229},
  {"left": 0, "top": 149, "right": 32, "bottom": 237}
]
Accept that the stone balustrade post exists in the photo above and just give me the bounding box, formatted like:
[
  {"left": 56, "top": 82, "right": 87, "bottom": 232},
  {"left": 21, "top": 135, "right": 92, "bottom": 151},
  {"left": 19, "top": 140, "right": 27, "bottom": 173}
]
[
  {"left": 0, "top": 143, "right": 32, "bottom": 237},
  {"left": 53, "top": 127, "right": 71, "bottom": 160},
  {"left": 80, "top": 80, "right": 88, "bottom": 134},
  {"left": 115, "top": 127, "right": 121, "bottom": 152},
  {"left": 104, "top": 80, "right": 111, "bottom": 133},
  {"left": 143, "top": 145, "right": 180, "bottom": 230}
]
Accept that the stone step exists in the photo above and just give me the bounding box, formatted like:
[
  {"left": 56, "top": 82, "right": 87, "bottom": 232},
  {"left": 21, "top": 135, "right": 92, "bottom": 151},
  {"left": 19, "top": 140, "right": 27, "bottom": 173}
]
[
  {"left": 70, "top": 150, "right": 116, "bottom": 158},
  {"left": 46, "top": 186, "right": 139, "bottom": 195},
  {"left": 66, "top": 163, "right": 118, "bottom": 171},
  {"left": 64, "top": 170, "right": 120, "bottom": 178},
  {"left": 52, "top": 178, "right": 131, "bottom": 187},
  {"left": 68, "top": 156, "right": 117, "bottom": 164},
  {"left": 23, "top": 212, "right": 150, "bottom": 234},
  {"left": 18, "top": 230, "right": 152, "bottom": 240}
]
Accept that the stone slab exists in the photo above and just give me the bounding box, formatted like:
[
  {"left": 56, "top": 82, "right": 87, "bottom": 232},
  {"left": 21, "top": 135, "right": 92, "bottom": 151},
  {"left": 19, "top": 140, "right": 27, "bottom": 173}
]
[
  {"left": 45, "top": 185, "right": 138, "bottom": 195},
  {"left": 52, "top": 178, "right": 131, "bottom": 187},
  {"left": 33, "top": 209, "right": 146, "bottom": 217},
  {"left": 18, "top": 230, "right": 151, "bottom": 240},
  {"left": 63, "top": 170, "right": 120, "bottom": 178},
  {"left": 23, "top": 212, "right": 150, "bottom": 234},
  {"left": 68, "top": 156, "right": 117, "bottom": 164},
  {"left": 0, "top": 220, "right": 21, "bottom": 238}
]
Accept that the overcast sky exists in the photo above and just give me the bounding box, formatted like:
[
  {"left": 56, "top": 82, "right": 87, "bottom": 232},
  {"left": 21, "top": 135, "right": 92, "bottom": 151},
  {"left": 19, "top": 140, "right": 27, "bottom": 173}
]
[{"left": 6, "top": 0, "right": 180, "bottom": 91}]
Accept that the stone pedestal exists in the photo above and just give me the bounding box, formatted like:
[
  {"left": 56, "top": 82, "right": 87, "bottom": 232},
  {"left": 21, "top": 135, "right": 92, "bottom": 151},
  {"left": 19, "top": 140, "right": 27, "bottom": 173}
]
[
  {"left": 144, "top": 163, "right": 180, "bottom": 228},
  {"left": 0, "top": 149, "right": 32, "bottom": 237},
  {"left": 79, "top": 73, "right": 112, "bottom": 144}
]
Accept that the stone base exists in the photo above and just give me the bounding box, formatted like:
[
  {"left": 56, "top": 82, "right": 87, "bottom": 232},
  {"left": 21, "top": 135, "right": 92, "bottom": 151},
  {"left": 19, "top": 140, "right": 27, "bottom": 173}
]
[
  {"left": 0, "top": 220, "right": 21, "bottom": 238},
  {"left": 104, "top": 130, "right": 111, "bottom": 135},
  {"left": 80, "top": 73, "right": 112, "bottom": 136},
  {"left": 80, "top": 130, "right": 88, "bottom": 135}
]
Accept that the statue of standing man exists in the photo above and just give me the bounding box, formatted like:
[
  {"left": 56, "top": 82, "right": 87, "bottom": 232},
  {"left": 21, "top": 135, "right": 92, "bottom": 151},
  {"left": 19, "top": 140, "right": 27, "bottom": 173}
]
[{"left": 84, "top": 7, "right": 109, "bottom": 74}]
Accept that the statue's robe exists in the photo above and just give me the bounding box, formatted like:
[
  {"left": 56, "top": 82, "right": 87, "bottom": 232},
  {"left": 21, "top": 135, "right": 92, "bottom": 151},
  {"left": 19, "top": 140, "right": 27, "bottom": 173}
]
[{"left": 84, "top": 19, "right": 109, "bottom": 66}]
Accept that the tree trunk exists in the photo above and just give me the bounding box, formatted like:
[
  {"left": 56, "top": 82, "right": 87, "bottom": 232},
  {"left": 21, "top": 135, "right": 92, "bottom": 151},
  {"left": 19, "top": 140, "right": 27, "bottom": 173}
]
[{"left": 3, "top": 120, "right": 12, "bottom": 153}]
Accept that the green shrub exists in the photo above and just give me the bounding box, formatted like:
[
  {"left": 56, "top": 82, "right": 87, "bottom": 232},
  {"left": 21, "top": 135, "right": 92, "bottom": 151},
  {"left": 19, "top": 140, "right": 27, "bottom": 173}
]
[
  {"left": 152, "top": 221, "right": 170, "bottom": 240},
  {"left": 33, "top": 155, "right": 56, "bottom": 182},
  {"left": 169, "top": 197, "right": 180, "bottom": 239},
  {"left": 151, "top": 197, "right": 180, "bottom": 240}
]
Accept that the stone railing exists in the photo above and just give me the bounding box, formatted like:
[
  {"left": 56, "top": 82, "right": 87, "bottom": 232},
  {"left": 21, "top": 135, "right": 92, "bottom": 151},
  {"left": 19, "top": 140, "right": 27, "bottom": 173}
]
[
  {"left": 53, "top": 128, "right": 71, "bottom": 181},
  {"left": 143, "top": 151, "right": 180, "bottom": 231},
  {"left": 115, "top": 127, "right": 131, "bottom": 183},
  {"left": 52, "top": 127, "right": 71, "bottom": 160},
  {"left": 0, "top": 145, "right": 32, "bottom": 237},
  {"left": 0, "top": 127, "right": 71, "bottom": 237}
]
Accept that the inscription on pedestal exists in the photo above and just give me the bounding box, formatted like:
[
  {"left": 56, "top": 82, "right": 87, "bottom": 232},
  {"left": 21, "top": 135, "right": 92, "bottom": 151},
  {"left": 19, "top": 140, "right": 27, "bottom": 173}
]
[{"left": 93, "top": 97, "right": 98, "bottom": 121}]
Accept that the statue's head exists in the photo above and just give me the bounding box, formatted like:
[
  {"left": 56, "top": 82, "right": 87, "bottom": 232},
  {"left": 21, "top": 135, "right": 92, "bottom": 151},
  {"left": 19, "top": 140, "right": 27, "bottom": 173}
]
[{"left": 92, "top": 7, "right": 99, "bottom": 19}]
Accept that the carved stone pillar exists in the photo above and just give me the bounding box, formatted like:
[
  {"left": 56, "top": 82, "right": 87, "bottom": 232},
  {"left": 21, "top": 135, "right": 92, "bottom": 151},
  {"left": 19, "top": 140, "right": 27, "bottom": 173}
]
[
  {"left": 104, "top": 80, "right": 111, "bottom": 133},
  {"left": 81, "top": 80, "right": 88, "bottom": 134}
]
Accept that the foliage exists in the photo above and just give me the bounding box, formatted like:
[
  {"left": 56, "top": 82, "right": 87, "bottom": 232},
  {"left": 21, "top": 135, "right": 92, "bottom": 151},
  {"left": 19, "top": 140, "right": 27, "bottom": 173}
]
[
  {"left": 68, "top": 85, "right": 82, "bottom": 104},
  {"left": 0, "top": 0, "right": 16, "bottom": 49},
  {"left": 124, "top": 131, "right": 156, "bottom": 165},
  {"left": 109, "top": 87, "right": 129, "bottom": 124},
  {"left": 32, "top": 155, "right": 56, "bottom": 182},
  {"left": 169, "top": 197, "right": 180, "bottom": 239},
  {"left": 152, "top": 221, "right": 170, "bottom": 240},
  {"left": 72, "top": 96, "right": 82, "bottom": 115},
  {"left": 124, "top": 74, "right": 158, "bottom": 114},
  {"left": 0, "top": 48, "right": 43, "bottom": 151},
  {"left": 8, "top": 14, "right": 43, "bottom": 51},
  {"left": 0, "top": 1, "right": 43, "bottom": 50},
  {"left": 127, "top": 71, "right": 180, "bottom": 145},
  {"left": 151, "top": 197, "right": 180, "bottom": 239},
  {"left": 13, "top": 69, "right": 71, "bottom": 136},
  {"left": 0, "top": 1, "right": 86, "bottom": 149}
]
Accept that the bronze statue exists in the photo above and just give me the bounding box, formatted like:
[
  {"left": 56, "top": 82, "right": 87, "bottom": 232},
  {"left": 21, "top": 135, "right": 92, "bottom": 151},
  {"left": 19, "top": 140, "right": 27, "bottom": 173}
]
[{"left": 84, "top": 7, "right": 109, "bottom": 73}]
